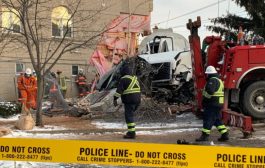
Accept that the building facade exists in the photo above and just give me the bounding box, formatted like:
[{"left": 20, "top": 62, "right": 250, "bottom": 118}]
[{"left": 0, "top": 0, "right": 153, "bottom": 101}]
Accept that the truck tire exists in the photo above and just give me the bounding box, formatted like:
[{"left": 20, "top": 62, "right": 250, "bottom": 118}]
[{"left": 242, "top": 81, "right": 265, "bottom": 119}]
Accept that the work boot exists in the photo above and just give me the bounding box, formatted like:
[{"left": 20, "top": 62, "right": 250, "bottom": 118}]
[
  {"left": 123, "top": 132, "right": 136, "bottom": 139},
  {"left": 195, "top": 132, "right": 209, "bottom": 142},
  {"left": 177, "top": 139, "right": 190, "bottom": 144},
  {"left": 218, "top": 132, "right": 229, "bottom": 142}
]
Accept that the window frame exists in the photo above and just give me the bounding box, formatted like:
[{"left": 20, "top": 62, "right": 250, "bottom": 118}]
[
  {"left": 71, "top": 65, "right": 79, "bottom": 76},
  {"left": 15, "top": 63, "right": 25, "bottom": 75},
  {"left": 2, "top": 7, "right": 22, "bottom": 34},
  {"left": 51, "top": 7, "right": 73, "bottom": 38}
]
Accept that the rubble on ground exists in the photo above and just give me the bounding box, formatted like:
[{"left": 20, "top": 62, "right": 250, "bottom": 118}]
[
  {"left": 136, "top": 97, "right": 192, "bottom": 122},
  {"left": 76, "top": 97, "right": 90, "bottom": 111},
  {"left": 89, "top": 89, "right": 120, "bottom": 112},
  {"left": 41, "top": 88, "right": 192, "bottom": 122}
]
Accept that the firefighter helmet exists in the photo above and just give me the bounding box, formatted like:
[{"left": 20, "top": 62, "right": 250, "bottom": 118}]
[
  {"left": 25, "top": 68, "right": 32, "bottom": 75},
  {"left": 205, "top": 66, "right": 217, "bottom": 74},
  {"left": 32, "top": 70, "right": 36, "bottom": 76},
  {"left": 79, "top": 69, "right": 84, "bottom": 74}
]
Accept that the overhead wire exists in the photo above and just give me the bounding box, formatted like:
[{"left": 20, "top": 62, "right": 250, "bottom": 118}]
[
  {"left": 152, "top": 0, "right": 249, "bottom": 32},
  {"left": 164, "top": 10, "right": 249, "bottom": 31},
  {"left": 152, "top": 0, "right": 227, "bottom": 26}
]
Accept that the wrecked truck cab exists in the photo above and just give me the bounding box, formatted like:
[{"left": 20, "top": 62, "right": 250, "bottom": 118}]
[
  {"left": 96, "top": 50, "right": 193, "bottom": 104},
  {"left": 137, "top": 50, "right": 193, "bottom": 104},
  {"left": 139, "top": 28, "right": 190, "bottom": 54},
  {"left": 136, "top": 29, "right": 193, "bottom": 103},
  {"left": 96, "top": 28, "right": 194, "bottom": 104},
  {"left": 138, "top": 50, "right": 192, "bottom": 86}
]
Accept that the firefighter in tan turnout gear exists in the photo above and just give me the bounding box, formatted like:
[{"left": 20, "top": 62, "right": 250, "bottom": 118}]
[
  {"left": 196, "top": 65, "right": 229, "bottom": 142},
  {"left": 113, "top": 61, "right": 141, "bottom": 139}
]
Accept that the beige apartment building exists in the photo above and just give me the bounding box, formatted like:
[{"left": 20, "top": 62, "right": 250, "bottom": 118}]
[{"left": 0, "top": 0, "right": 153, "bottom": 101}]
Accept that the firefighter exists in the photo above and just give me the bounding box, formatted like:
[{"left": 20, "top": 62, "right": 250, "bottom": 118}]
[
  {"left": 237, "top": 26, "right": 244, "bottom": 45},
  {"left": 75, "top": 69, "right": 88, "bottom": 97},
  {"left": 17, "top": 68, "right": 37, "bottom": 110},
  {"left": 56, "top": 70, "right": 67, "bottom": 98},
  {"left": 196, "top": 65, "right": 229, "bottom": 142},
  {"left": 113, "top": 62, "right": 141, "bottom": 139},
  {"left": 49, "top": 72, "right": 58, "bottom": 94}
]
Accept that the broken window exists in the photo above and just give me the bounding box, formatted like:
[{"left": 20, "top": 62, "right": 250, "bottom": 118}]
[
  {"left": 161, "top": 40, "right": 169, "bottom": 52},
  {"left": 149, "top": 40, "right": 160, "bottom": 54},
  {"left": 144, "top": 36, "right": 174, "bottom": 54}
]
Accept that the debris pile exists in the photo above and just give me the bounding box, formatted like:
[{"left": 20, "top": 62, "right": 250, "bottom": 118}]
[
  {"left": 76, "top": 98, "right": 90, "bottom": 113},
  {"left": 136, "top": 97, "right": 192, "bottom": 122},
  {"left": 41, "top": 88, "right": 192, "bottom": 123},
  {"left": 67, "top": 97, "right": 91, "bottom": 117}
]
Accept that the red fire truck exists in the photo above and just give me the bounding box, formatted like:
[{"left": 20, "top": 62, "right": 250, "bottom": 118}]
[{"left": 187, "top": 17, "right": 265, "bottom": 136}]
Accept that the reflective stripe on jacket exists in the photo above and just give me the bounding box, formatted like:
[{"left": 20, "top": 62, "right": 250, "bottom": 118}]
[
  {"left": 114, "top": 75, "right": 141, "bottom": 104},
  {"left": 59, "top": 77, "right": 67, "bottom": 90},
  {"left": 203, "top": 77, "right": 224, "bottom": 105},
  {"left": 76, "top": 75, "right": 86, "bottom": 85},
  {"left": 121, "top": 75, "right": 140, "bottom": 95}
]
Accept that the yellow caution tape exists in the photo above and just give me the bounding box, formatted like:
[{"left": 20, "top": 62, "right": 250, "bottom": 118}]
[{"left": 0, "top": 138, "right": 265, "bottom": 167}]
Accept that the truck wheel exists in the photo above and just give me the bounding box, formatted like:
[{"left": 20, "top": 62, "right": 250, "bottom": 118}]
[{"left": 242, "top": 81, "right": 265, "bottom": 119}]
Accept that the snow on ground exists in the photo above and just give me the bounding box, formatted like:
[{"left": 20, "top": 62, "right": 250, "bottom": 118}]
[
  {"left": 2, "top": 113, "right": 265, "bottom": 141},
  {"left": 4, "top": 131, "right": 79, "bottom": 139},
  {"left": 30, "top": 125, "right": 68, "bottom": 131},
  {"left": 0, "top": 114, "right": 74, "bottom": 139},
  {"left": 92, "top": 112, "right": 202, "bottom": 130},
  {"left": 0, "top": 115, "right": 20, "bottom": 121},
  {"left": 137, "top": 128, "right": 200, "bottom": 135},
  {"left": 0, "top": 161, "right": 108, "bottom": 168},
  {"left": 0, "top": 161, "right": 63, "bottom": 168},
  {"left": 3, "top": 126, "right": 200, "bottom": 139},
  {"left": 0, "top": 113, "right": 202, "bottom": 139},
  {"left": 92, "top": 121, "right": 201, "bottom": 129}
]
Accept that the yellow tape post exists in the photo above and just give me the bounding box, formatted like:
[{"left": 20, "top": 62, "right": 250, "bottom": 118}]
[{"left": 0, "top": 138, "right": 265, "bottom": 167}]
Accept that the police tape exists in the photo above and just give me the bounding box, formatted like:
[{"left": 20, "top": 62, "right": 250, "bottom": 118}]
[{"left": 0, "top": 138, "right": 265, "bottom": 167}]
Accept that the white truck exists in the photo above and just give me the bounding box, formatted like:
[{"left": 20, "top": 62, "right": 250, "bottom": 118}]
[{"left": 96, "top": 28, "right": 194, "bottom": 104}]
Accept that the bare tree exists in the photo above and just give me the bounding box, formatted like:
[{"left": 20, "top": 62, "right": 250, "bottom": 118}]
[
  {"left": 0, "top": 0, "right": 112, "bottom": 126},
  {"left": 0, "top": 0, "right": 152, "bottom": 126}
]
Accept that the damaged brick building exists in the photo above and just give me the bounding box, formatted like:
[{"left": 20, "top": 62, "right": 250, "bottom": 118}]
[{"left": 0, "top": 0, "right": 153, "bottom": 101}]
